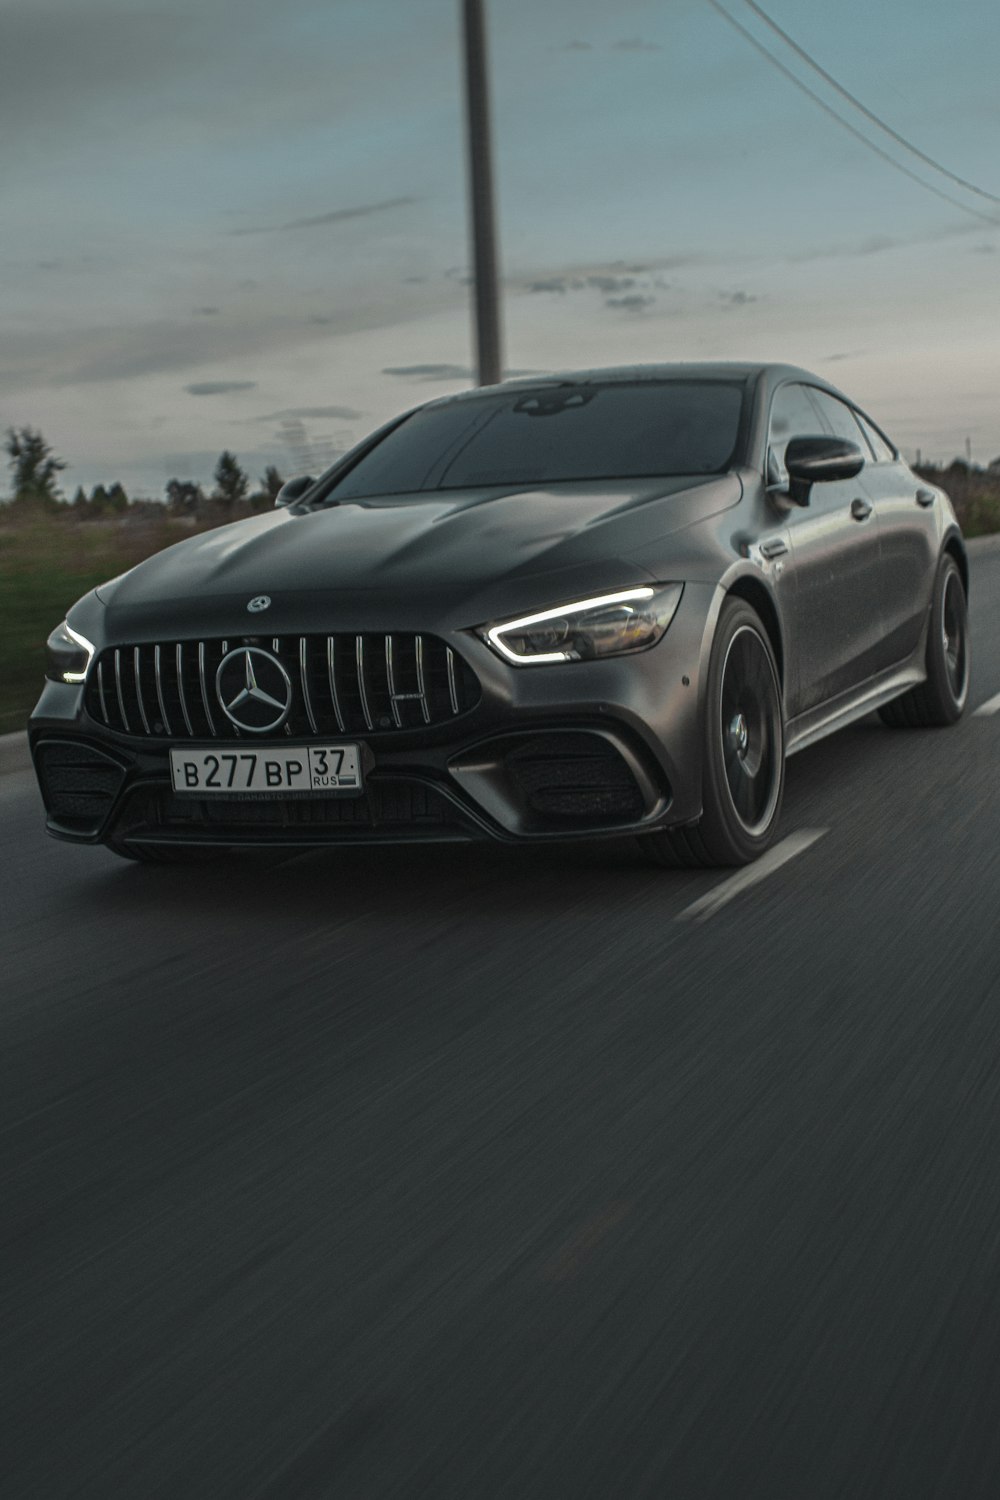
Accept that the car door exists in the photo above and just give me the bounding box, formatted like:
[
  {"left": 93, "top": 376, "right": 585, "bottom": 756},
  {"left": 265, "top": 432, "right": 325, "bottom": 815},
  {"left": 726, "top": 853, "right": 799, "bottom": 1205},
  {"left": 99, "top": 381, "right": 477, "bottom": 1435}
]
[
  {"left": 847, "top": 407, "right": 939, "bottom": 665},
  {"left": 768, "top": 382, "right": 887, "bottom": 717}
]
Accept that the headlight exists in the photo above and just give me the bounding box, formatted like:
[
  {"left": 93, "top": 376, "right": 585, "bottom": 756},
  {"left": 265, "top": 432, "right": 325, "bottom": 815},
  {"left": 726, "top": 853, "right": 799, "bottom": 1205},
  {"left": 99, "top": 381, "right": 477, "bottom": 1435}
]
[
  {"left": 480, "top": 584, "right": 684, "bottom": 665},
  {"left": 45, "top": 620, "right": 96, "bottom": 684}
]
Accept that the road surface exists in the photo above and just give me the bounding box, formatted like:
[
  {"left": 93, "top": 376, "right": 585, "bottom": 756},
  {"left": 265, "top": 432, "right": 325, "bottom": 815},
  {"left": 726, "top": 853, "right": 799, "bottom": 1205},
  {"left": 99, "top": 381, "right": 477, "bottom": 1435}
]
[{"left": 4, "top": 545, "right": 1000, "bottom": 1498}]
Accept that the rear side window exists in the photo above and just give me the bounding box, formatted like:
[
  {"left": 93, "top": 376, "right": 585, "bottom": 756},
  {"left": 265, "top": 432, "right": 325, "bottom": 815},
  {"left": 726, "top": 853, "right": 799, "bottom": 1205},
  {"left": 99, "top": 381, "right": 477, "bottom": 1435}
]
[
  {"left": 807, "top": 388, "right": 870, "bottom": 452},
  {"left": 854, "top": 410, "right": 897, "bottom": 463},
  {"left": 326, "top": 381, "right": 746, "bottom": 498}
]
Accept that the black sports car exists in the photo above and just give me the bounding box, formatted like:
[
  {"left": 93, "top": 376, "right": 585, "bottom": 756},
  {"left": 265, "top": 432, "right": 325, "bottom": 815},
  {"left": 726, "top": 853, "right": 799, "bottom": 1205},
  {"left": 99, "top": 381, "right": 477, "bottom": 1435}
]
[{"left": 31, "top": 363, "right": 969, "bottom": 866}]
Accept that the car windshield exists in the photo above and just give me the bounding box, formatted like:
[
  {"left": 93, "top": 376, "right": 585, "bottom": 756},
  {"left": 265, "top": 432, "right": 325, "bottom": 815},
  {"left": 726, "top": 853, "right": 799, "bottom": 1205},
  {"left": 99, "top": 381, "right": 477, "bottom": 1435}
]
[{"left": 324, "top": 380, "right": 745, "bottom": 499}]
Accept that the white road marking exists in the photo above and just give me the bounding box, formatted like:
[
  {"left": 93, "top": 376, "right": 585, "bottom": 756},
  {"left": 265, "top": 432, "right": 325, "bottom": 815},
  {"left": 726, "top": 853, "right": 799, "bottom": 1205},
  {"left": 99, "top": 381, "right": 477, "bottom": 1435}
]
[
  {"left": 677, "top": 828, "right": 829, "bottom": 924},
  {"left": 973, "top": 691, "right": 1000, "bottom": 717}
]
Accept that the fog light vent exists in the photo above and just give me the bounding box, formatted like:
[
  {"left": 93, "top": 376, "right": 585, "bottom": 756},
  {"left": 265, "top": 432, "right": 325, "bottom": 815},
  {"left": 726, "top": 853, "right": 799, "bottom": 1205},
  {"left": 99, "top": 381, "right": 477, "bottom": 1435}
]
[
  {"left": 34, "top": 741, "right": 126, "bottom": 831},
  {"left": 503, "top": 733, "right": 645, "bottom": 822}
]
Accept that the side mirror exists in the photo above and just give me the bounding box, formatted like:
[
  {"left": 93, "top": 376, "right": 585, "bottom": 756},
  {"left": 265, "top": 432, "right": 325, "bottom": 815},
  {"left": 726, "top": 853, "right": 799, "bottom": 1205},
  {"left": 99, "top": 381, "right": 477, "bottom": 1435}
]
[
  {"left": 784, "top": 437, "right": 865, "bottom": 507},
  {"left": 274, "top": 474, "right": 316, "bottom": 508}
]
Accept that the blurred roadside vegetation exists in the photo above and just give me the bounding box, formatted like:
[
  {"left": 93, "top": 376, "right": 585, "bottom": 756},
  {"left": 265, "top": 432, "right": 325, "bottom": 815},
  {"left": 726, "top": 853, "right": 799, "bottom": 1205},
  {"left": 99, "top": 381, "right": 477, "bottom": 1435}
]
[
  {"left": 0, "top": 428, "right": 285, "bottom": 732},
  {"left": 2, "top": 428, "right": 1000, "bottom": 735}
]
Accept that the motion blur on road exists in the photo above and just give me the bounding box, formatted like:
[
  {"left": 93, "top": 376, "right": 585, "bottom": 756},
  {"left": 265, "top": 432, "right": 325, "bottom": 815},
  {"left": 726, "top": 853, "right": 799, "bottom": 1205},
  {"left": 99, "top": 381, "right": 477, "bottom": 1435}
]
[{"left": 4, "top": 540, "right": 1000, "bottom": 1498}]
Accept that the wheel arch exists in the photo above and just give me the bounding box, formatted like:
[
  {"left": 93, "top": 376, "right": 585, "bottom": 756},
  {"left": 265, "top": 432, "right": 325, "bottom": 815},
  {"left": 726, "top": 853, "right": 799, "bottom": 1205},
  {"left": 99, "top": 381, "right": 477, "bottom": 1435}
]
[
  {"left": 943, "top": 530, "right": 969, "bottom": 601},
  {"left": 724, "top": 575, "right": 785, "bottom": 688}
]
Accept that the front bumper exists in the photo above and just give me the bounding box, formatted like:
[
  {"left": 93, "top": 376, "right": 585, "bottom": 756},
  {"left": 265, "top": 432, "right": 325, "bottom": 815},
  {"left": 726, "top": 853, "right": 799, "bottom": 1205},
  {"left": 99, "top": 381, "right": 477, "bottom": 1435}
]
[{"left": 29, "top": 585, "right": 716, "bottom": 850}]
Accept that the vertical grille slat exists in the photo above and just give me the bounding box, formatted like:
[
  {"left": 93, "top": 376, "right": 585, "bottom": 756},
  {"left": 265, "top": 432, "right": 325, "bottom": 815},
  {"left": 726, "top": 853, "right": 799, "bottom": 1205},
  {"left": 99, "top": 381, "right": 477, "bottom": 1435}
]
[
  {"left": 198, "top": 642, "right": 217, "bottom": 737},
  {"left": 133, "top": 647, "right": 151, "bottom": 734},
  {"left": 176, "top": 644, "right": 194, "bottom": 736},
  {"left": 154, "top": 645, "right": 172, "bottom": 735},
  {"left": 414, "top": 635, "right": 431, "bottom": 723},
  {"left": 97, "top": 660, "right": 109, "bottom": 725},
  {"left": 86, "top": 633, "right": 478, "bottom": 738},
  {"left": 300, "top": 637, "right": 318, "bottom": 733},
  {"left": 356, "top": 636, "right": 374, "bottom": 731},
  {"left": 113, "top": 649, "right": 131, "bottom": 733},
  {"left": 446, "top": 648, "right": 460, "bottom": 715},
  {"left": 326, "top": 637, "right": 345, "bottom": 732},
  {"left": 385, "top": 635, "right": 403, "bottom": 729}
]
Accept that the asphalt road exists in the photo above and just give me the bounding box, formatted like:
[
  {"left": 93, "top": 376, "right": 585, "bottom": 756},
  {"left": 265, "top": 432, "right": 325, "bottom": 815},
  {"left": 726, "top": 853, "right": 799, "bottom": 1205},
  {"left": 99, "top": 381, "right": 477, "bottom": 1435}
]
[{"left": 5, "top": 546, "right": 1000, "bottom": 1499}]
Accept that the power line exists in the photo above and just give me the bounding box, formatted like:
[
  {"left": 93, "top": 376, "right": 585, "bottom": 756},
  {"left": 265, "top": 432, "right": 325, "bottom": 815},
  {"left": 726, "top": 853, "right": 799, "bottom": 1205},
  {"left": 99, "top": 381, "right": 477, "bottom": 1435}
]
[
  {"left": 704, "top": 0, "right": 1000, "bottom": 227},
  {"left": 739, "top": 0, "right": 1000, "bottom": 207}
]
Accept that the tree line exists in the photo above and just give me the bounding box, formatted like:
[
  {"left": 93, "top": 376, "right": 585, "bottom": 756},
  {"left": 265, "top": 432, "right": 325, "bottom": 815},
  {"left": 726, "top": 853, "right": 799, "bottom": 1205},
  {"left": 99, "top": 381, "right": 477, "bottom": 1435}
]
[{"left": 2, "top": 426, "right": 285, "bottom": 521}]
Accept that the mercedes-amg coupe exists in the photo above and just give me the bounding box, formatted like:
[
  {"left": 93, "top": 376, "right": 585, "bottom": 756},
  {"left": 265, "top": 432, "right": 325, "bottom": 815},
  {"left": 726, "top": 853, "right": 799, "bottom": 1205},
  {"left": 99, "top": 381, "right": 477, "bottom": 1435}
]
[{"left": 30, "top": 363, "right": 969, "bottom": 866}]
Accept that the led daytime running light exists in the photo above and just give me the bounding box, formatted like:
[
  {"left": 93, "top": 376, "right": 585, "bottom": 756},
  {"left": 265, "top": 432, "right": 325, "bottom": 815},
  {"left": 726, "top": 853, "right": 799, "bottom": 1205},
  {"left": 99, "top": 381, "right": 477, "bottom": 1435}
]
[
  {"left": 61, "top": 622, "right": 96, "bottom": 683},
  {"left": 486, "top": 587, "right": 657, "bottom": 665}
]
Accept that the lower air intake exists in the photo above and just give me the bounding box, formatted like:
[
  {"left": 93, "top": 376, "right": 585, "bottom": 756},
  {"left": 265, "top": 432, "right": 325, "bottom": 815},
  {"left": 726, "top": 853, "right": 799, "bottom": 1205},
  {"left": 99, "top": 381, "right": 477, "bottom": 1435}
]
[
  {"left": 503, "top": 733, "right": 646, "bottom": 822},
  {"left": 34, "top": 740, "right": 127, "bottom": 832}
]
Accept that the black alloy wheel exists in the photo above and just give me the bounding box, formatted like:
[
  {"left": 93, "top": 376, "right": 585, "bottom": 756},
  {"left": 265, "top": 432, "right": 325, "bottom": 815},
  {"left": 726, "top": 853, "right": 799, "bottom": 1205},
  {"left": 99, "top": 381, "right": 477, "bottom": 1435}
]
[
  {"left": 879, "top": 551, "right": 969, "bottom": 728},
  {"left": 644, "top": 597, "right": 785, "bottom": 868}
]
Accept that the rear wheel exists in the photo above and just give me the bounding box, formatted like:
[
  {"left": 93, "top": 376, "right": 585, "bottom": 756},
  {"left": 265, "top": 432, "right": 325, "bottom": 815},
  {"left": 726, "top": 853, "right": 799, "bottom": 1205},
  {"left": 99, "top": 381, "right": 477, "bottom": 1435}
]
[
  {"left": 878, "top": 552, "right": 968, "bottom": 728},
  {"left": 643, "top": 598, "right": 785, "bottom": 868}
]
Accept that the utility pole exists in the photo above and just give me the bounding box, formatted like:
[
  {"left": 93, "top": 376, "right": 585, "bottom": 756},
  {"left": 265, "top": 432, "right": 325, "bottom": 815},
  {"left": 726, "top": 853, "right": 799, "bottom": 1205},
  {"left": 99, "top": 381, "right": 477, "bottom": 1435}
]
[{"left": 461, "top": 0, "right": 503, "bottom": 387}]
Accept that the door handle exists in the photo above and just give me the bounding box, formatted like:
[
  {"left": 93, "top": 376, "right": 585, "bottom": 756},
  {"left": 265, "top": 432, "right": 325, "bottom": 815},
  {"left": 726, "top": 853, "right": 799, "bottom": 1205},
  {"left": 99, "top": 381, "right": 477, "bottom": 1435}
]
[
  {"left": 916, "top": 488, "right": 935, "bottom": 507},
  {"left": 759, "top": 537, "right": 788, "bottom": 559},
  {"left": 850, "top": 498, "right": 872, "bottom": 521}
]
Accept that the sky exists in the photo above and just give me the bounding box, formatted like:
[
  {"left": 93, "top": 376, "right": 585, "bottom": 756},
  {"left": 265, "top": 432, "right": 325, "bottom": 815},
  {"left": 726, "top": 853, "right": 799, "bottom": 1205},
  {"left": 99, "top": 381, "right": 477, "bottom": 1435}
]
[{"left": 2, "top": 0, "right": 999, "bottom": 498}]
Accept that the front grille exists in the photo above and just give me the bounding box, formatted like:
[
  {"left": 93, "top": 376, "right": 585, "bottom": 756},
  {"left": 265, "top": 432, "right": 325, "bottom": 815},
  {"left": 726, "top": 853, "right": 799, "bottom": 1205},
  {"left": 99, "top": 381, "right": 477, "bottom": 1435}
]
[
  {"left": 84, "top": 634, "right": 480, "bottom": 740},
  {"left": 34, "top": 740, "right": 127, "bottom": 830},
  {"left": 503, "top": 733, "right": 646, "bottom": 822}
]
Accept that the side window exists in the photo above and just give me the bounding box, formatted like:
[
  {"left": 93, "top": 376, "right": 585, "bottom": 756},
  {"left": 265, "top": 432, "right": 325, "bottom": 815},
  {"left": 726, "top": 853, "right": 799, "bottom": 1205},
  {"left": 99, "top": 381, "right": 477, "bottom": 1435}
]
[
  {"left": 806, "top": 389, "right": 870, "bottom": 455},
  {"left": 767, "top": 383, "right": 827, "bottom": 479},
  {"left": 854, "top": 410, "right": 897, "bottom": 463}
]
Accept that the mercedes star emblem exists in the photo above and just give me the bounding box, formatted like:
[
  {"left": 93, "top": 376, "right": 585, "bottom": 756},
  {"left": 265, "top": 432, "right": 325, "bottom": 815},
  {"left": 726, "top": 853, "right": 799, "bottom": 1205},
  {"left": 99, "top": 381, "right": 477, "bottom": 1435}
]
[
  {"left": 247, "top": 595, "right": 271, "bottom": 613},
  {"left": 215, "top": 647, "right": 292, "bottom": 733}
]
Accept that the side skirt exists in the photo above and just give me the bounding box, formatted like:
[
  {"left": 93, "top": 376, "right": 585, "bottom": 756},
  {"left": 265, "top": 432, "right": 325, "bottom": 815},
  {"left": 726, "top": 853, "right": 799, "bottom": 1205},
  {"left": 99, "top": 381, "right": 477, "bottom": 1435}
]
[{"left": 785, "top": 664, "right": 925, "bottom": 757}]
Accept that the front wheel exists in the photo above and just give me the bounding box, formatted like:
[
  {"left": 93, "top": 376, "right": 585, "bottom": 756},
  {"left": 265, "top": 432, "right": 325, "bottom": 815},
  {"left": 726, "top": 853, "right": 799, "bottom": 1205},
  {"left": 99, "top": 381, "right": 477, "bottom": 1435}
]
[
  {"left": 643, "top": 598, "right": 785, "bottom": 868},
  {"left": 878, "top": 552, "right": 969, "bottom": 728}
]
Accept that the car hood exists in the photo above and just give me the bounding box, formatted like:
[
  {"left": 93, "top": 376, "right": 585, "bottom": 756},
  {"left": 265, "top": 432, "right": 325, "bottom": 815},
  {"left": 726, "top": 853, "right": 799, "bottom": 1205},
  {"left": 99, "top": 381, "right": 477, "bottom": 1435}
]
[{"left": 96, "top": 475, "right": 741, "bottom": 637}]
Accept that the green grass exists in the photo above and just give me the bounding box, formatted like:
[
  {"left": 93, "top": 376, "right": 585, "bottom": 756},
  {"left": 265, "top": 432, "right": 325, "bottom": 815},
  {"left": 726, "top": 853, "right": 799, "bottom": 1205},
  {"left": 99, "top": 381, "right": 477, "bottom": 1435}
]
[{"left": 0, "top": 515, "right": 209, "bottom": 734}]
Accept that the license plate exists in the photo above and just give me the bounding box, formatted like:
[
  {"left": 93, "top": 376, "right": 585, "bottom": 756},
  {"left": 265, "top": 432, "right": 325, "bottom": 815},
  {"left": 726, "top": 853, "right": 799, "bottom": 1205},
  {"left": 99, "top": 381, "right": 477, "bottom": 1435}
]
[{"left": 169, "top": 744, "right": 363, "bottom": 797}]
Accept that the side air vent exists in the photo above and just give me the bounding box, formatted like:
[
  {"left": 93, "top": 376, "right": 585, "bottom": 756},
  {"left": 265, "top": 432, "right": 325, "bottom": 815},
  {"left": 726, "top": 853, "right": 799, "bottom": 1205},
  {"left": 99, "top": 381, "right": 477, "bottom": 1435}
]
[{"left": 34, "top": 740, "right": 127, "bottom": 832}]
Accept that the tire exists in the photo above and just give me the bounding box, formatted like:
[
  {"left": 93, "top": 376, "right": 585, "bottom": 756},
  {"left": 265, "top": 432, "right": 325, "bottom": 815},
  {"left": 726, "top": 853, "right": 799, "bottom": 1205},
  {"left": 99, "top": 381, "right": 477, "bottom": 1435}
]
[
  {"left": 878, "top": 552, "right": 969, "bottom": 728},
  {"left": 643, "top": 598, "right": 785, "bottom": 868}
]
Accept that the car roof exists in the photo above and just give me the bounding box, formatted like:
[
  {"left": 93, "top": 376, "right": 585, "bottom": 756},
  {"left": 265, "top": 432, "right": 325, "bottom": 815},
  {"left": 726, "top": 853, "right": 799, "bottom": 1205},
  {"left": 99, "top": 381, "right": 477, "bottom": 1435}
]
[{"left": 429, "top": 362, "right": 844, "bottom": 406}]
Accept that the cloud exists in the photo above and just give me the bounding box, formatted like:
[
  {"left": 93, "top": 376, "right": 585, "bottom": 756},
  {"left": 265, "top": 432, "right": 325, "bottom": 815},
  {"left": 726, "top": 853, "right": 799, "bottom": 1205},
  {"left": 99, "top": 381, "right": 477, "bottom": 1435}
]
[
  {"left": 185, "top": 380, "right": 258, "bottom": 396},
  {"left": 229, "top": 196, "right": 419, "bottom": 237},
  {"left": 381, "top": 364, "right": 545, "bottom": 384},
  {"left": 382, "top": 363, "right": 473, "bottom": 381},
  {"left": 560, "top": 41, "right": 593, "bottom": 51},
  {"left": 586, "top": 274, "right": 636, "bottom": 294},
  {"left": 823, "top": 351, "right": 867, "bottom": 363},
  {"left": 611, "top": 38, "right": 662, "bottom": 52},
  {"left": 252, "top": 405, "right": 364, "bottom": 422},
  {"left": 719, "top": 289, "right": 758, "bottom": 308},
  {"left": 528, "top": 272, "right": 645, "bottom": 296},
  {"left": 605, "top": 294, "right": 656, "bottom": 313},
  {"left": 192, "top": 306, "right": 220, "bottom": 316}
]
